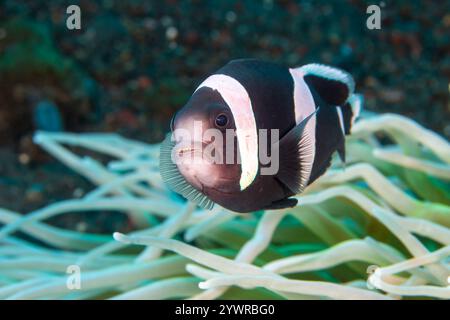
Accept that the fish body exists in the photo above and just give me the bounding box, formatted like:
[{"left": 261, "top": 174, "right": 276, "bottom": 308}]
[{"left": 160, "top": 59, "right": 362, "bottom": 213}]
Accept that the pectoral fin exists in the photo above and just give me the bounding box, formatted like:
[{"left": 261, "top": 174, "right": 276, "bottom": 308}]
[{"left": 275, "top": 110, "right": 317, "bottom": 194}]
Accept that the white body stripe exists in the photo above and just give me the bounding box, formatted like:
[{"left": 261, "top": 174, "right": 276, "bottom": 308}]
[
  {"left": 348, "top": 94, "right": 362, "bottom": 126},
  {"left": 196, "top": 74, "right": 258, "bottom": 191},
  {"left": 289, "top": 68, "right": 317, "bottom": 188},
  {"left": 336, "top": 106, "right": 346, "bottom": 135}
]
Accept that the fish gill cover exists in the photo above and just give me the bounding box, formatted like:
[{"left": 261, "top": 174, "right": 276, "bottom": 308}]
[{"left": 0, "top": 113, "right": 449, "bottom": 300}]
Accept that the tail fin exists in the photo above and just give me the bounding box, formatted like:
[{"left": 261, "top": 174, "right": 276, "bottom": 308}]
[{"left": 340, "top": 94, "right": 363, "bottom": 134}]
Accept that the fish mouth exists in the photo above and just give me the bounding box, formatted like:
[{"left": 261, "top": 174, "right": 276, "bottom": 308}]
[
  {"left": 178, "top": 146, "right": 194, "bottom": 153},
  {"left": 176, "top": 146, "right": 196, "bottom": 156},
  {"left": 175, "top": 145, "right": 199, "bottom": 155},
  {"left": 160, "top": 132, "right": 215, "bottom": 210},
  {"left": 174, "top": 140, "right": 216, "bottom": 163},
  {"left": 172, "top": 140, "right": 236, "bottom": 195}
]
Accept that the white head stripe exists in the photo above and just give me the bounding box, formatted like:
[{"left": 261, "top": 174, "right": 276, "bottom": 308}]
[
  {"left": 289, "top": 68, "right": 317, "bottom": 188},
  {"left": 196, "top": 74, "right": 258, "bottom": 191}
]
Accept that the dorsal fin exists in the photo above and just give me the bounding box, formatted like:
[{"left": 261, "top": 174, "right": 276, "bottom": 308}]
[
  {"left": 300, "top": 64, "right": 355, "bottom": 106},
  {"left": 159, "top": 134, "right": 215, "bottom": 210}
]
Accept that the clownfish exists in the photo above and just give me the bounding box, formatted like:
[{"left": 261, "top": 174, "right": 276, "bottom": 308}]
[{"left": 160, "top": 59, "right": 362, "bottom": 213}]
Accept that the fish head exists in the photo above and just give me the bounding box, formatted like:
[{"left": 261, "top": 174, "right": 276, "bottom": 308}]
[{"left": 168, "top": 87, "right": 242, "bottom": 196}]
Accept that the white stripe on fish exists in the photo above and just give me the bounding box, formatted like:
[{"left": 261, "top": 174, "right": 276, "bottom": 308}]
[
  {"left": 289, "top": 68, "right": 317, "bottom": 189},
  {"left": 196, "top": 74, "right": 258, "bottom": 190}
]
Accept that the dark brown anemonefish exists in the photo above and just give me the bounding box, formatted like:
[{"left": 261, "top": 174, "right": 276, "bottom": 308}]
[{"left": 160, "top": 59, "right": 362, "bottom": 213}]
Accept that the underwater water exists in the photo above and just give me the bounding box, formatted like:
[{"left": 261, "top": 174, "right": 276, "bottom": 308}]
[{"left": 0, "top": 0, "right": 449, "bottom": 301}]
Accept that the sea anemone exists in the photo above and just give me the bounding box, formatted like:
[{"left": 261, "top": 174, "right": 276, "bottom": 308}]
[{"left": 0, "top": 113, "right": 448, "bottom": 300}]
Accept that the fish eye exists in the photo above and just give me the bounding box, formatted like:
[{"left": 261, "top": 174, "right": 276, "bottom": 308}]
[{"left": 215, "top": 113, "right": 228, "bottom": 128}]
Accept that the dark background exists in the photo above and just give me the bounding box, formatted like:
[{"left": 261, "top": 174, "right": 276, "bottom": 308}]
[{"left": 0, "top": 0, "right": 449, "bottom": 221}]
